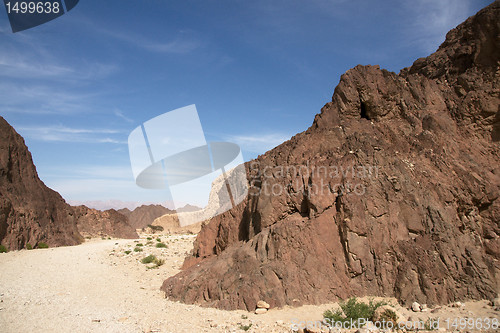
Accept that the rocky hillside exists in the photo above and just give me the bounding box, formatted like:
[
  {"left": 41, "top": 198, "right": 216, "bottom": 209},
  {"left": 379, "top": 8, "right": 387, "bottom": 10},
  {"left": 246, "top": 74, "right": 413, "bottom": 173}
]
[
  {"left": 0, "top": 117, "right": 137, "bottom": 250},
  {"left": 0, "top": 116, "right": 82, "bottom": 250},
  {"left": 74, "top": 206, "right": 138, "bottom": 239},
  {"left": 118, "top": 204, "right": 173, "bottom": 230},
  {"left": 162, "top": 1, "right": 499, "bottom": 310}
]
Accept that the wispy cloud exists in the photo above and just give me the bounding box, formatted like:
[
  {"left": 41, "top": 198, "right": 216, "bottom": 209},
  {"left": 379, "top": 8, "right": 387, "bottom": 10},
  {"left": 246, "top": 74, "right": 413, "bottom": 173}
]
[
  {"left": 114, "top": 109, "right": 134, "bottom": 123},
  {"left": 81, "top": 18, "right": 202, "bottom": 55},
  {"left": 0, "top": 82, "right": 100, "bottom": 115},
  {"left": 227, "top": 132, "right": 293, "bottom": 154},
  {"left": 406, "top": 0, "right": 471, "bottom": 52},
  {"left": 17, "top": 125, "right": 126, "bottom": 144}
]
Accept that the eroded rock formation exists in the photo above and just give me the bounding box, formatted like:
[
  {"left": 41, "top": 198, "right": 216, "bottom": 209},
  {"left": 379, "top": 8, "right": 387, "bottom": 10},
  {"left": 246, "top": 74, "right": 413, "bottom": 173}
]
[{"left": 162, "top": 1, "right": 500, "bottom": 310}]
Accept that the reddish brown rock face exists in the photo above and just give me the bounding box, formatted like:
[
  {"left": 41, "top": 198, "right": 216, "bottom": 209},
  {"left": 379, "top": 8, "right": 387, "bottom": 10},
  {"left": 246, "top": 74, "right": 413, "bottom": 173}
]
[
  {"left": 162, "top": 1, "right": 500, "bottom": 310},
  {"left": 73, "top": 206, "right": 138, "bottom": 239},
  {"left": 0, "top": 117, "right": 137, "bottom": 250},
  {"left": 0, "top": 116, "right": 82, "bottom": 250}
]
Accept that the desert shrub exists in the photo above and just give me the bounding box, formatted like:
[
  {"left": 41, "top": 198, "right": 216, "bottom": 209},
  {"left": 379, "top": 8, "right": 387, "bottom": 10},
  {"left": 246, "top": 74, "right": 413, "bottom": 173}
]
[
  {"left": 141, "top": 255, "right": 157, "bottom": 264},
  {"left": 0, "top": 245, "right": 8, "bottom": 253},
  {"left": 136, "top": 243, "right": 143, "bottom": 247},
  {"left": 156, "top": 237, "right": 161, "bottom": 242},
  {"left": 26, "top": 243, "right": 33, "bottom": 250},
  {"left": 324, "top": 298, "right": 385, "bottom": 328},
  {"left": 147, "top": 224, "right": 164, "bottom": 232},
  {"left": 239, "top": 323, "right": 252, "bottom": 331},
  {"left": 124, "top": 250, "right": 131, "bottom": 255},
  {"left": 377, "top": 309, "right": 398, "bottom": 327},
  {"left": 133, "top": 247, "right": 143, "bottom": 252},
  {"left": 146, "top": 237, "right": 152, "bottom": 240},
  {"left": 156, "top": 242, "right": 167, "bottom": 248},
  {"left": 37, "top": 242, "right": 49, "bottom": 249}
]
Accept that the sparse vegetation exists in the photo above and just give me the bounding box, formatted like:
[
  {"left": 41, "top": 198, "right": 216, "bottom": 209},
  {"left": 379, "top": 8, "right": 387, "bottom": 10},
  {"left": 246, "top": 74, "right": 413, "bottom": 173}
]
[
  {"left": 239, "top": 323, "right": 252, "bottom": 331},
  {"left": 146, "top": 237, "right": 152, "bottom": 240},
  {"left": 141, "top": 255, "right": 157, "bottom": 264},
  {"left": 141, "top": 255, "right": 165, "bottom": 269},
  {"left": 0, "top": 244, "right": 8, "bottom": 253},
  {"left": 37, "top": 242, "right": 49, "bottom": 249},
  {"left": 323, "top": 298, "right": 385, "bottom": 328},
  {"left": 241, "top": 314, "right": 248, "bottom": 319},
  {"left": 377, "top": 308, "right": 398, "bottom": 327},
  {"left": 156, "top": 237, "right": 161, "bottom": 242},
  {"left": 147, "top": 224, "right": 164, "bottom": 232},
  {"left": 26, "top": 243, "right": 33, "bottom": 250},
  {"left": 424, "top": 318, "right": 438, "bottom": 331},
  {"left": 156, "top": 242, "right": 167, "bottom": 248},
  {"left": 124, "top": 250, "right": 131, "bottom": 255},
  {"left": 136, "top": 243, "right": 143, "bottom": 247},
  {"left": 133, "top": 247, "right": 143, "bottom": 252}
]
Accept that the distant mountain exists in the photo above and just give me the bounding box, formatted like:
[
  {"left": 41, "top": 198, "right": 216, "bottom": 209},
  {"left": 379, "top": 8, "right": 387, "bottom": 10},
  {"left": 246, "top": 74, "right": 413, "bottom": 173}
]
[
  {"left": 74, "top": 205, "right": 138, "bottom": 239},
  {"left": 162, "top": 1, "right": 500, "bottom": 311},
  {"left": 0, "top": 116, "right": 137, "bottom": 250},
  {"left": 118, "top": 204, "right": 173, "bottom": 229}
]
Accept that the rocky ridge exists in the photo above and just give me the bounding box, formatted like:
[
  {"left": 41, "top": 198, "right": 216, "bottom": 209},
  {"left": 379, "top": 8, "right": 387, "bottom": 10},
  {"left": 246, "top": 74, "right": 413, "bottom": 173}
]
[
  {"left": 162, "top": 1, "right": 500, "bottom": 311},
  {"left": 0, "top": 116, "right": 137, "bottom": 250}
]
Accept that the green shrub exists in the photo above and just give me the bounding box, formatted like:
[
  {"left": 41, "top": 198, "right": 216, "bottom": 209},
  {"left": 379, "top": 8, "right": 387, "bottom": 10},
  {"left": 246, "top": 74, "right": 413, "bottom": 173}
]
[
  {"left": 124, "top": 250, "right": 131, "bottom": 255},
  {"left": 156, "top": 237, "right": 161, "bottom": 242},
  {"left": 377, "top": 309, "right": 398, "bottom": 327},
  {"left": 239, "top": 324, "right": 252, "bottom": 331},
  {"left": 146, "top": 237, "right": 152, "bottom": 240},
  {"left": 136, "top": 243, "right": 143, "bottom": 247},
  {"left": 323, "top": 298, "right": 385, "bottom": 328},
  {"left": 26, "top": 243, "right": 33, "bottom": 250},
  {"left": 141, "top": 255, "right": 157, "bottom": 264},
  {"left": 156, "top": 242, "right": 167, "bottom": 248},
  {"left": 141, "top": 255, "right": 165, "bottom": 268},
  {"left": 0, "top": 245, "right": 8, "bottom": 253},
  {"left": 147, "top": 224, "right": 164, "bottom": 232},
  {"left": 37, "top": 242, "right": 49, "bottom": 249},
  {"left": 133, "top": 247, "right": 143, "bottom": 252}
]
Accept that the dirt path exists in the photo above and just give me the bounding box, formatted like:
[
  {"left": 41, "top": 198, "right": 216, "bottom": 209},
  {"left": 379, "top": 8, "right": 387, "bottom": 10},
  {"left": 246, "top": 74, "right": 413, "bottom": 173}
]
[{"left": 0, "top": 234, "right": 498, "bottom": 333}]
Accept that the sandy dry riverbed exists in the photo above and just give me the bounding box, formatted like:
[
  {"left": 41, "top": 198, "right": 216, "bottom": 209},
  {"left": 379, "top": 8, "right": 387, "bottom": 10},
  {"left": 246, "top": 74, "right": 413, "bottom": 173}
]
[{"left": 0, "top": 234, "right": 498, "bottom": 332}]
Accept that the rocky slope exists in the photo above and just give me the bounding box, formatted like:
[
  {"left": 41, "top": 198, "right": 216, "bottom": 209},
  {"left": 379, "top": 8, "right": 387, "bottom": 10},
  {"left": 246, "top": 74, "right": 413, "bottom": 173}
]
[
  {"left": 162, "top": 1, "right": 500, "bottom": 310},
  {"left": 74, "top": 206, "right": 138, "bottom": 239},
  {"left": 118, "top": 204, "right": 173, "bottom": 230},
  {"left": 0, "top": 116, "right": 82, "bottom": 250},
  {"left": 0, "top": 117, "right": 137, "bottom": 250}
]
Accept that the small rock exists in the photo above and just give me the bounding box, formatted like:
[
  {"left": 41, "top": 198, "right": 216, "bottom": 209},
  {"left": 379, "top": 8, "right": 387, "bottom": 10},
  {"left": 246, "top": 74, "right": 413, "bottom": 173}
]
[
  {"left": 411, "top": 301, "right": 421, "bottom": 312},
  {"left": 255, "top": 308, "right": 267, "bottom": 314},
  {"left": 421, "top": 304, "right": 428, "bottom": 311},
  {"left": 276, "top": 320, "right": 284, "bottom": 325},
  {"left": 257, "top": 300, "right": 270, "bottom": 309},
  {"left": 431, "top": 306, "right": 441, "bottom": 313},
  {"left": 451, "top": 301, "right": 464, "bottom": 308},
  {"left": 491, "top": 297, "right": 500, "bottom": 307}
]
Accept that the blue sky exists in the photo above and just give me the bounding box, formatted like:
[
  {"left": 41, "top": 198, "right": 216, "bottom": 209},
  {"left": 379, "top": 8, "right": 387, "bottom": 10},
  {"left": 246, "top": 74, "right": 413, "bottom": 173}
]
[{"left": 0, "top": 0, "right": 491, "bottom": 209}]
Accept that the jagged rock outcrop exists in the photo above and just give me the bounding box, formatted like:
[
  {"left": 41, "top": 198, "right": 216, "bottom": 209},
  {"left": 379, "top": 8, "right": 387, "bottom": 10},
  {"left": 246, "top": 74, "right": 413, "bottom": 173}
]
[
  {"left": 162, "top": 1, "right": 500, "bottom": 310},
  {"left": 73, "top": 206, "right": 138, "bottom": 239},
  {"left": 0, "top": 116, "right": 82, "bottom": 250},
  {"left": 118, "top": 204, "right": 173, "bottom": 230}
]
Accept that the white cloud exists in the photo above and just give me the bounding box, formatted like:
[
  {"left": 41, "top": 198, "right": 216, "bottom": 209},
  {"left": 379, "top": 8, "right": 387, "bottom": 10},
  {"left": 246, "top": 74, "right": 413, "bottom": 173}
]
[
  {"left": 17, "top": 125, "right": 126, "bottom": 144},
  {"left": 227, "top": 132, "right": 293, "bottom": 155},
  {"left": 114, "top": 109, "right": 134, "bottom": 123}
]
